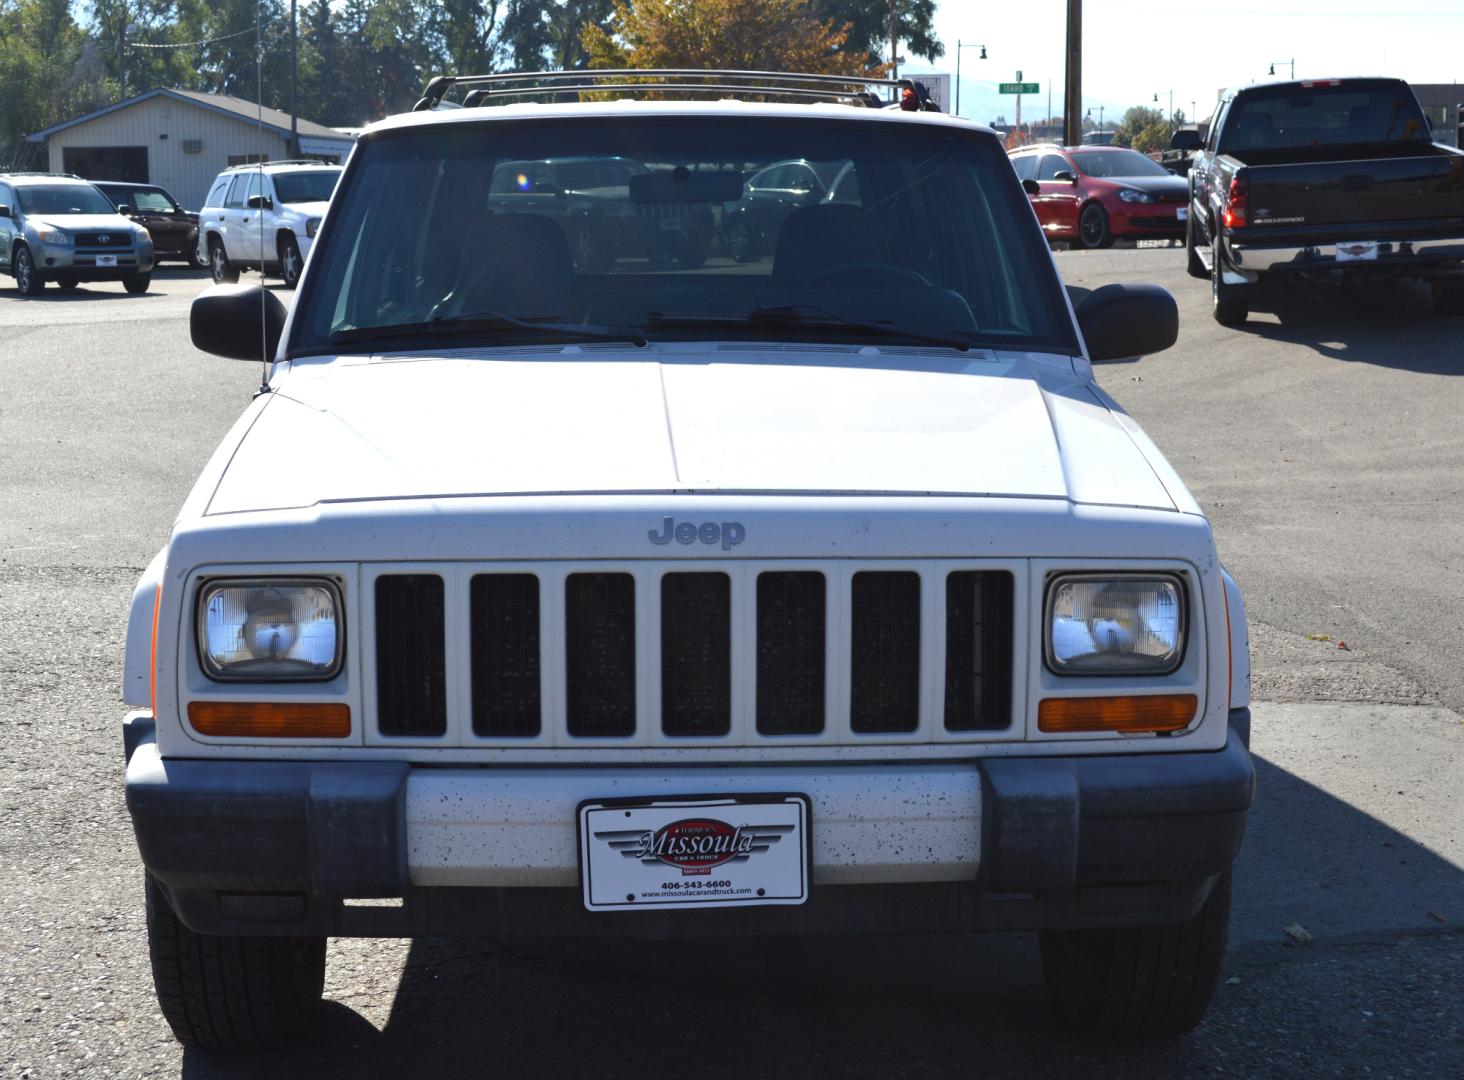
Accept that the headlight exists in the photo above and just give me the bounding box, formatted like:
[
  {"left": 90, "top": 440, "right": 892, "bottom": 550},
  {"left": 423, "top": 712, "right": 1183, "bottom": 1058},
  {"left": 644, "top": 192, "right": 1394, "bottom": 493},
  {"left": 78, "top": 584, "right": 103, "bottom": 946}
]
[
  {"left": 1046, "top": 575, "right": 1185, "bottom": 675},
  {"left": 197, "top": 579, "right": 343, "bottom": 681},
  {"left": 1118, "top": 189, "right": 1156, "bottom": 203},
  {"left": 35, "top": 228, "right": 72, "bottom": 245},
  {"left": 306, "top": 218, "right": 321, "bottom": 238}
]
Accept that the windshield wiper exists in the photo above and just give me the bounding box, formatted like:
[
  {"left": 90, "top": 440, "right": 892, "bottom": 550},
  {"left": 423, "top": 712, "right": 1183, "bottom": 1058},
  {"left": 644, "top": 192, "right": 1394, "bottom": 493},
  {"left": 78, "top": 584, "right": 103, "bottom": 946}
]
[
  {"left": 646, "top": 304, "right": 973, "bottom": 352},
  {"left": 330, "top": 309, "right": 648, "bottom": 349}
]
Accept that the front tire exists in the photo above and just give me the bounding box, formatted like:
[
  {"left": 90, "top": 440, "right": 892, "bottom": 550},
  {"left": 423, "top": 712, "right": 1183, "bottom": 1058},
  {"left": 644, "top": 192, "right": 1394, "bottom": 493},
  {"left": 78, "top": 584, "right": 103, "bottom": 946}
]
[
  {"left": 145, "top": 875, "right": 326, "bottom": 1050},
  {"left": 56, "top": 274, "right": 79, "bottom": 291},
  {"left": 123, "top": 273, "right": 150, "bottom": 295},
  {"left": 14, "top": 245, "right": 44, "bottom": 295},
  {"left": 1078, "top": 203, "right": 1114, "bottom": 250},
  {"left": 726, "top": 218, "right": 756, "bottom": 263},
  {"left": 1039, "top": 871, "right": 1232, "bottom": 1039},
  {"left": 279, "top": 236, "right": 303, "bottom": 289},
  {"left": 187, "top": 242, "right": 207, "bottom": 270},
  {"left": 209, "top": 237, "right": 238, "bottom": 284},
  {"left": 1211, "top": 241, "right": 1250, "bottom": 326}
]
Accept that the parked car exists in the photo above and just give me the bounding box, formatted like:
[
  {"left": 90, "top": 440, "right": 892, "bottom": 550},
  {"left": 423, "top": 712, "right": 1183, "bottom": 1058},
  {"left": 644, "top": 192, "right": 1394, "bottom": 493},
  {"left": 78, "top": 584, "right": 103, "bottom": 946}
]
[
  {"left": 1008, "top": 144, "right": 1190, "bottom": 248},
  {"left": 1175, "top": 76, "right": 1464, "bottom": 324},
  {"left": 123, "top": 71, "right": 1254, "bottom": 1051},
  {"left": 721, "top": 158, "right": 861, "bottom": 262},
  {"left": 487, "top": 156, "right": 714, "bottom": 271},
  {"left": 0, "top": 172, "right": 155, "bottom": 295},
  {"left": 95, "top": 181, "right": 203, "bottom": 268},
  {"left": 197, "top": 160, "right": 342, "bottom": 288}
]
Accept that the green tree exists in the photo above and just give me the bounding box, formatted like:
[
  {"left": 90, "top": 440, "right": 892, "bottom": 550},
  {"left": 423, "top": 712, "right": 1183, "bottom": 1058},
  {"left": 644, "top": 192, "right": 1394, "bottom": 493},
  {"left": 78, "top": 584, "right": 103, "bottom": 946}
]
[
  {"left": 1111, "top": 104, "right": 1163, "bottom": 148},
  {"left": 813, "top": 0, "right": 942, "bottom": 67}
]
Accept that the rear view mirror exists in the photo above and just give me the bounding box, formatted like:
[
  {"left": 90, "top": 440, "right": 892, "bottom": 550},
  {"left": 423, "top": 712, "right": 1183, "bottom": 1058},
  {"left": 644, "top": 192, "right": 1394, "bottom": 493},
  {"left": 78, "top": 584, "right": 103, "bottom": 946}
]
[
  {"left": 1170, "top": 129, "right": 1203, "bottom": 151},
  {"left": 630, "top": 169, "right": 744, "bottom": 204},
  {"left": 1074, "top": 283, "right": 1178, "bottom": 360},
  {"left": 1022, "top": 179, "right": 1041, "bottom": 195},
  {"left": 191, "top": 284, "right": 287, "bottom": 361}
]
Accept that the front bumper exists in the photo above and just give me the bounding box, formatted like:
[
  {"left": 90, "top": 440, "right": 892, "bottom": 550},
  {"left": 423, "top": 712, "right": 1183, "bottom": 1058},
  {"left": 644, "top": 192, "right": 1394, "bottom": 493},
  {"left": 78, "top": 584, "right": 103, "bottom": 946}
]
[
  {"left": 34, "top": 242, "right": 154, "bottom": 276},
  {"left": 124, "top": 710, "right": 1254, "bottom": 937}
]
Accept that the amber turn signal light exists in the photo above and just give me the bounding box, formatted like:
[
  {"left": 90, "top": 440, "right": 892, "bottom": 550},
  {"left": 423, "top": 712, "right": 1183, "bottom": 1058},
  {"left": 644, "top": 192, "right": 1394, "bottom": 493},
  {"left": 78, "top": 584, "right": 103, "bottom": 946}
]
[
  {"left": 1038, "top": 694, "right": 1197, "bottom": 734},
  {"left": 188, "top": 701, "right": 351, "bottom": 738}
]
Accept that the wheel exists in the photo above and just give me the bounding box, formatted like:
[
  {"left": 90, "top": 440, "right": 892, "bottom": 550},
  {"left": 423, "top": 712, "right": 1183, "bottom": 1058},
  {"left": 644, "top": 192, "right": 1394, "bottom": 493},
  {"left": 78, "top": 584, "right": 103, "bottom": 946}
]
[
  {"left": 1078, "top": 203, "right": 1114, "bottom": 250},
  {"left": 1185, "top": 212, "right": 1207, "bottom": 279},
  {"left": 726, "top": 218, "right": 755, "bottom": 263},
  {"left": 14, "top": 245, "right": 44, "bottom": 295},
  {"left": 145, "top": 875, "right": 325, "bottom": 1050},
  {"left": 187, "top": 242, "right": 207, "bottom": 270},
  {"left": 279, "top": 237, "right": 303, "bottom": 289},
  {"left": 1211, "top": 241, "right": 1250, "bottom": 326},
  {"left": 56, "top": 274, "right": 79, "bottom": 291},
  {"left": 1431, "top": 280, "right": 1464, "bottom": 317},
  {"left": 1039, "top": 871, "right": 1232, "bottom": 1039},
  {"left": 209, "top": 237, "right": 238, "bottom": 284},
  {"left": 123, "top": 273, "right": 150, "bottom": 295}
]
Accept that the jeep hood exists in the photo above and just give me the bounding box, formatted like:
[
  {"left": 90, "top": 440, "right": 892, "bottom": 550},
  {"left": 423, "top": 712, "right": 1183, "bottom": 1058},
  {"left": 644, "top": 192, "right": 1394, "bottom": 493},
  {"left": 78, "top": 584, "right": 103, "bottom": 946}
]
[{"left": 204, "top": 349, "right": 1178, "bottom": 515}]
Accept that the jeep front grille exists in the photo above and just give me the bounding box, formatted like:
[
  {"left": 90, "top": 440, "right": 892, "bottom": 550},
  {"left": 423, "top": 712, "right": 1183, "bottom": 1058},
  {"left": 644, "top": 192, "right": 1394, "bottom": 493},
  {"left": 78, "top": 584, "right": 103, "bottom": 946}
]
[{"left": 368, "top": 563, "right": 1015, "bottom": 745}]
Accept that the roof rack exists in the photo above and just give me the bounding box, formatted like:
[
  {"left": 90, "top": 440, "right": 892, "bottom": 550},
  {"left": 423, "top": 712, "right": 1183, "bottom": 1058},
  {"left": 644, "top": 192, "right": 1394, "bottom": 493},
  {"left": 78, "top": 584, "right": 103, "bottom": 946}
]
[
  {"left": 1, "top": 171, "right": 83, "bottom": 179},
  {"left": 226, "top": 159, "right": 337, "bottom": 169},
  {"left": 413, "top": 69, "right": 940, "bottom": 113}
]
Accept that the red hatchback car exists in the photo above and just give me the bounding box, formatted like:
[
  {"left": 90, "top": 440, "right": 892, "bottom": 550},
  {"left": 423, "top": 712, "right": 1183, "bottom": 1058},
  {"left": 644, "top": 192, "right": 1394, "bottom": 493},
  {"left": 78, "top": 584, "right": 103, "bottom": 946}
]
[{"left": 1008, "top": 145, "right": 1189, "bottom": 248}]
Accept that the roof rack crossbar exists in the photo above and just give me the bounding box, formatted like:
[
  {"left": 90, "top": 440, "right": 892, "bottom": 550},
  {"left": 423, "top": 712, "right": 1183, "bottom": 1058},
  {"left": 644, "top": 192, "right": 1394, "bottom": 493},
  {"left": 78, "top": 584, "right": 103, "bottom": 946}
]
[
  {"left": 415, "top": 68, "right": 924, "bottom": 112},
  {"left": 460, "top": 82, "right": 888, "bottom": 106}
]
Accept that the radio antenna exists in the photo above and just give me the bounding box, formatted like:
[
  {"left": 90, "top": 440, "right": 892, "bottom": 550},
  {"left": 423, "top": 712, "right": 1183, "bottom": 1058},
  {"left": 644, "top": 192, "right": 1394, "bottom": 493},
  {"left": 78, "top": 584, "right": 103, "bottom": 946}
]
[{"left": 254, "top": 2, "right": 270, "bottom": 397}]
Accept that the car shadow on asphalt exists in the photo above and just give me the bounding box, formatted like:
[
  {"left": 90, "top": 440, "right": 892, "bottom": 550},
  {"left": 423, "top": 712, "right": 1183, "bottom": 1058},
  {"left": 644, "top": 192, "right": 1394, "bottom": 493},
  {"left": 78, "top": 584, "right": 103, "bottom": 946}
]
[
  {"left": 1225, "top": 278, "right": 1464, "bottom": 374},
  {"left": 3, "top": 265, "right": 209, "bottom": 300},
  {"left": 176, "top": 749, "right": 1462, "bottom": 1080}
]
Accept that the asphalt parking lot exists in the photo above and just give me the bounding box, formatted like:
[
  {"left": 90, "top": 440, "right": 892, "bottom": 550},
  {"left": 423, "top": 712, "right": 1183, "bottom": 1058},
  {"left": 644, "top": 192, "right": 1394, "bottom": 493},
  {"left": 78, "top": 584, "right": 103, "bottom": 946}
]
[{"left": 1, "top": 256, "right": 1460, "bottom": 1078}]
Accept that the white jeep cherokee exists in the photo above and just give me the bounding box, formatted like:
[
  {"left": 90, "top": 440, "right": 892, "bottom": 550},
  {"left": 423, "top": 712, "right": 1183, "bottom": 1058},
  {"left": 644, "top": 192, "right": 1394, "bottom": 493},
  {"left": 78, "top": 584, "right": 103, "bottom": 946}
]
[{"left": 124, "top": 72, "right": 1254, "bottom": 1050}]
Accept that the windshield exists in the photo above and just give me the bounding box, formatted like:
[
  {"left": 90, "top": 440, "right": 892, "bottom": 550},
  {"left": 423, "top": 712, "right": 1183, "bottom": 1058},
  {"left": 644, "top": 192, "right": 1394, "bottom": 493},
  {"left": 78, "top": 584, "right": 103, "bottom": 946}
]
[
  {"left": 1071, "top": 150, "right": 1170, "bottom": 178},
  {"left": 17, "top": 184, "right": 116, "bottom": 216},
  {"left": 290, "top": 118, "right": 1079, "bottom": 357},
  {"left": 105, "top": 187, "right": 178, "bottom": 213},
  {"left": 272, "top": 170, "right": 340, "bottom": 204},
  {"left": 1222, "top": 80, "right": 1430, "bottom": 152}
]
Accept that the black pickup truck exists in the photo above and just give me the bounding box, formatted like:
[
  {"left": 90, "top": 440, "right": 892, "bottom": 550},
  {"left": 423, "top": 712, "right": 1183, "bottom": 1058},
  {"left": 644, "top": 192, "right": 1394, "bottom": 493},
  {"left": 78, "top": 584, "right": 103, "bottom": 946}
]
[{"left": 1174, "top": 77, "right": 1464, "bottom": 325}]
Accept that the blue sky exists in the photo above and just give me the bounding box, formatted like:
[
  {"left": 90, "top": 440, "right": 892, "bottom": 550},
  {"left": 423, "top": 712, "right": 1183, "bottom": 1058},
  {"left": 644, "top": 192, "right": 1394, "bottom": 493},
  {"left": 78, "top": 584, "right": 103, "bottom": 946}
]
[{"left": 906, "top": 0, "right": 1463, "bottom": 125}]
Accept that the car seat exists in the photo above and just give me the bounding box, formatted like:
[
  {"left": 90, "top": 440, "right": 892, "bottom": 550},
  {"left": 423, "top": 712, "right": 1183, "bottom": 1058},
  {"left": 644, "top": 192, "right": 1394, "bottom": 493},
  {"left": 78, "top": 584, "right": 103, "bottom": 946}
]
[{"left": 446, "top": 213, "right": 585, "bottom": 321}]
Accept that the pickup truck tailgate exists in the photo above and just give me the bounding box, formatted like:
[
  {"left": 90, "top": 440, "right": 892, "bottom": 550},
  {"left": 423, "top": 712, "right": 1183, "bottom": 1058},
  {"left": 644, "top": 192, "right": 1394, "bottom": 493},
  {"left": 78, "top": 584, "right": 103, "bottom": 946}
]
[{"left": 1245, "top": 152, "right": 1464, "bottom": 231}]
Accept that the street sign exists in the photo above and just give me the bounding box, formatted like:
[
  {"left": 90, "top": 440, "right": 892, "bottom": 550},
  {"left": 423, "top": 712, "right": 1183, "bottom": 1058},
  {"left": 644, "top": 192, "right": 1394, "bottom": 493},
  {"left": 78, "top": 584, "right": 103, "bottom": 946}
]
[{"left": 999, "top": 82, "right": 1040, "bottom": 94}]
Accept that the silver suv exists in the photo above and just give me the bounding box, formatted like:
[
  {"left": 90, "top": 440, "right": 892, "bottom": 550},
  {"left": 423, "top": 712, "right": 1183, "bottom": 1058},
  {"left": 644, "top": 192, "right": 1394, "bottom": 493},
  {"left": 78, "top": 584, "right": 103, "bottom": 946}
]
[
  {"left": 0, "top": 173, "right": 155, "bottom": 295},
  {"left": 197, "top": 161, "right": 342, "bottom": 288}
]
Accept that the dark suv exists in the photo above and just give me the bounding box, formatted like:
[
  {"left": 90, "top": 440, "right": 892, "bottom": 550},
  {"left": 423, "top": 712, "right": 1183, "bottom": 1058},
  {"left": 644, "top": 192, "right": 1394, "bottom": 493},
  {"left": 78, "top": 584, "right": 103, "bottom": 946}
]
[{"left": 95, "top": 182, "right": 203, "bottom": 268}]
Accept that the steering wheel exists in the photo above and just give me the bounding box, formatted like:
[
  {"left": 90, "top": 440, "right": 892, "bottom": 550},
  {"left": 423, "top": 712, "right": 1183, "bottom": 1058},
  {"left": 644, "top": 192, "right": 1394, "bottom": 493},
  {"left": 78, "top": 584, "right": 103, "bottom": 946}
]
[{"left": 804, "top": 262, "right": 932, "bottom": 289}]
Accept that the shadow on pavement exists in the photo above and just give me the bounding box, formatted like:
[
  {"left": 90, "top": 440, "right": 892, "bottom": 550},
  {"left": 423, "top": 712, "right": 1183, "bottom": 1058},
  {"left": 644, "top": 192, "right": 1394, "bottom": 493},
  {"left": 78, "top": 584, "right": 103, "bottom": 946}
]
[
  {"left": 176, "top": 746, "right": 1462, "bottom": 1079},
  {"left": 1227, "top": 277, "right": 1464, "bottom": 374}
]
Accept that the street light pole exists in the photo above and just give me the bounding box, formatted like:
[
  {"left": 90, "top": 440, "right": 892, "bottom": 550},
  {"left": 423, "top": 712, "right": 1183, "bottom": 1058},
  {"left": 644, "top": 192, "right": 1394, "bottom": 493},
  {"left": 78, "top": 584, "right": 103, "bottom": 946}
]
[
  {"left": 954, "top": 41, "right": 987, "bottom": 118},
  {"left": 1268, "top": 59, "right": 1296, "bottom": 79},
  {"left": 290, "top": 0, "right": 299, "bottom": 157}
]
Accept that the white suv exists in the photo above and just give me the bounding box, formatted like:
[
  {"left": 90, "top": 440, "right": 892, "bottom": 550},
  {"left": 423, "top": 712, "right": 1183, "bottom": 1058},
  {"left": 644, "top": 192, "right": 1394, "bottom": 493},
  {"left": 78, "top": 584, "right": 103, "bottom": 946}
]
[
  {"left": 197, "top": 160, "right": 341, "bottom": 288},
  {"left": 125, "top": 72, "right": 1254, "bottom": 1051}
]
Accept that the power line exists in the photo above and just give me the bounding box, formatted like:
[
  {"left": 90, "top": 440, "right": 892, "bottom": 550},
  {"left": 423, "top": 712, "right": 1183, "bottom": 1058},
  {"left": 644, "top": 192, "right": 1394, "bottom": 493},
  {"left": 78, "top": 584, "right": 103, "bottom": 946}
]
[{"left": 127, "top": 26, "right": 262, "bottom": 50}]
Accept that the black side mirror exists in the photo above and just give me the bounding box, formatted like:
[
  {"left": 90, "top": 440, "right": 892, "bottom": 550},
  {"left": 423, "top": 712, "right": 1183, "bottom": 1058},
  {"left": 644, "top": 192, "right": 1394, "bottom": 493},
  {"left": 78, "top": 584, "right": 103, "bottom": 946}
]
[
  {"left": 1052, "top": 170, "right": 1077, "bottom": 184},
  {"left": 0, "top": 204, "right": 10, "bottom": 219},
  {"left": 246, "top": 194, "right": 274, "bottom": 210},
  {"left": 1022, "top": 179, "right": 1041, "bottom": 195},
  {"left": 118, "top": 205, "right": 135, "bottom": 216},
  {"left": 1170, "top": 129, "right": 1203, "bottom": 151},
  {"left": 1075, "top": 283, "right": 1178, "bottom": 360},
  {"left": 191, "top": 284, "right": 287, "bottom": 361}
]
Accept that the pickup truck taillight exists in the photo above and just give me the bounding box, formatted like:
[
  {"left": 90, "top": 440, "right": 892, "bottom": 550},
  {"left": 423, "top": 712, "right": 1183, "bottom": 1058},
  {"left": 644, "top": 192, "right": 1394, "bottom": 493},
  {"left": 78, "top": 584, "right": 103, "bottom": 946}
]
[{"left": 1223, "top": 175, "right": 1248, "bottom": 228}]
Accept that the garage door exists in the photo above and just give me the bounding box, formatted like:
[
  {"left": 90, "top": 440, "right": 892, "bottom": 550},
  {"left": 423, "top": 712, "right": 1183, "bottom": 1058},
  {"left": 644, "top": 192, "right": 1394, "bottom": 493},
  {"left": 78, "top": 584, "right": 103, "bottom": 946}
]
[{"left": 63, "top": 146, "right": 149, "bottom": 184}]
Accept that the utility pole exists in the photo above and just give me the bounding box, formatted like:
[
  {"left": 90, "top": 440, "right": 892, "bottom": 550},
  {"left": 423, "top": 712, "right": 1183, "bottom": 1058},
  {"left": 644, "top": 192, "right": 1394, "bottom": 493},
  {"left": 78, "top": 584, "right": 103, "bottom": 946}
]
[
  {"left": 290, "top": 0, "right": 299, "bottom": 157},
  {"left": 889, "top": 0, "right": 899, "bottom": 82},
  {"left": 1063, "top": 0, "right": 1082, "bottom": 147}
]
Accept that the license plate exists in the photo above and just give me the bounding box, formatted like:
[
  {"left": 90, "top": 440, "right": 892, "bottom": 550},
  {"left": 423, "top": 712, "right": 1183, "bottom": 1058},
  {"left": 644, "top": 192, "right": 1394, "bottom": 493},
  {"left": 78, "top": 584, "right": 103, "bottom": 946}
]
[
  {"left": 95, "top": 254, "right": 117, "bottom": 267},
  {"left": 1336, "top": 241, "right": 1378, "bottom": 262},
  {"left": 1176, "top": 206, "right": 1189, "bottom": 221},
  {"left": 578, "top": 794, "right": 810, "bottom": 911}
]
